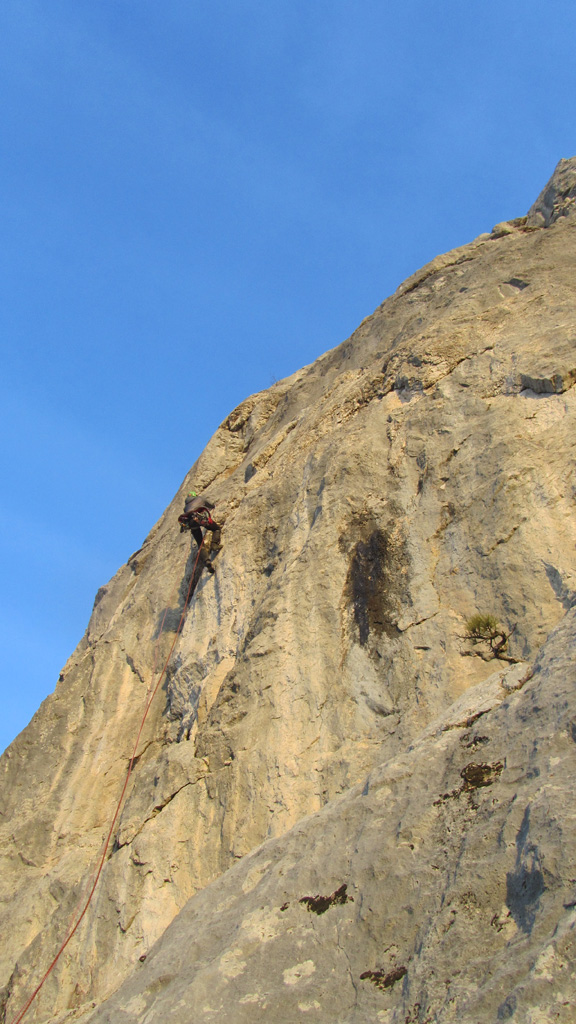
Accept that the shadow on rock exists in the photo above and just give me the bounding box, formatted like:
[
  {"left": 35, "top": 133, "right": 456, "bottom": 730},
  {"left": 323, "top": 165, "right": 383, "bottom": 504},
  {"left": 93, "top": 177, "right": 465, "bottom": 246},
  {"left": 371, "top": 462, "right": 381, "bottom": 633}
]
[
  {"left": 153, "top": 543, "right": 206, "bottom": 636},
  {"left": 506, "top": 805, "right": 546, "bottom": 933}
]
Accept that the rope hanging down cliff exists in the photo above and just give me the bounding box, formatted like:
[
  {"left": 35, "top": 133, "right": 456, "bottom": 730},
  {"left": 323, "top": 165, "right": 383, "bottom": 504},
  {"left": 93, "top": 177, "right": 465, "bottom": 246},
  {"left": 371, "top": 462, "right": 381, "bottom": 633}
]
[{"left": 9, "top": 526, "right": 213, "bottom": 1024}]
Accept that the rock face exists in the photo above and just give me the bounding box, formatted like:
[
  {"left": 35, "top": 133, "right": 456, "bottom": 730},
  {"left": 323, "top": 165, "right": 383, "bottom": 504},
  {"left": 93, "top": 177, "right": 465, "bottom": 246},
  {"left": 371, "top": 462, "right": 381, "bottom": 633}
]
[
  {"left": 1, "top": 158, "right": 576, "bottom": 1024},
  {"left": 81, "top": 612, "right": 576, "bottom": 1024}
]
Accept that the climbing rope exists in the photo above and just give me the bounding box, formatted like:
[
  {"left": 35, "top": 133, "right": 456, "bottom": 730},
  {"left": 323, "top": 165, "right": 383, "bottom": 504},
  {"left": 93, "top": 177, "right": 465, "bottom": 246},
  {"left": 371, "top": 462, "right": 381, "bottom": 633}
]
[{"left": 9, "top": 536, "right": 207, "bottom": 1024}]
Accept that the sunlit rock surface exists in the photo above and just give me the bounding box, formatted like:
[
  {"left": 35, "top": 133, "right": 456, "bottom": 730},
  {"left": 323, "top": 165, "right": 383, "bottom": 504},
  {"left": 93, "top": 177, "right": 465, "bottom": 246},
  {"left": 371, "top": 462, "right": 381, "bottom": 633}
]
[
  {"left": 1, "top": 158, "right": 575, "bottom": 1024},
  {"left": 84, "top": 611, "right": 576, "bottom": 1024}
]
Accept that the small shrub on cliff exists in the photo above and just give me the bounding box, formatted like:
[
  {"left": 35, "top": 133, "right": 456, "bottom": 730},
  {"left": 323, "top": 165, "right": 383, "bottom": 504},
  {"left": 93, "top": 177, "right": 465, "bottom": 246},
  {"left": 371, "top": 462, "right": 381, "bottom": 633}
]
[
  {"left": 466, "top": 613, "right": 500, "bottom": 637},
  {"left": 464, "top": 613, "right": 511, "bottom": 659}
]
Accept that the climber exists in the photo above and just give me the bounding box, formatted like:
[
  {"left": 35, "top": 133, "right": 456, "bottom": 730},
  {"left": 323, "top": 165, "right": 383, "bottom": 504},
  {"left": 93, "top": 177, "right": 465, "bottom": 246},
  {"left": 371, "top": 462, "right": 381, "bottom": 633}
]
[{"left": 178, "top": 490, "right": 222, "bottom": 573}]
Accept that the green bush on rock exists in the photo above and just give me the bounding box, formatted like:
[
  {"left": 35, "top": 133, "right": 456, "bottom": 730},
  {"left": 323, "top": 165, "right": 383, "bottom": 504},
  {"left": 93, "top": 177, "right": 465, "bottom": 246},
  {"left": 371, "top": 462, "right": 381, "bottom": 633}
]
[{"left": 464, "top": 614, "right": 511, "bottom": 659}]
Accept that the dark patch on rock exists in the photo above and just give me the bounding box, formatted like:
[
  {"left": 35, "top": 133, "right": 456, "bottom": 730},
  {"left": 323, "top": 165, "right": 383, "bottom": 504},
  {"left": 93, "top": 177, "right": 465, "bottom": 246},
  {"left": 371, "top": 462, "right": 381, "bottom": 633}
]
[
  {"left": 504, "top": 278, "right": 529, "bottom": 290},
  {"left": 393, "top": 375, "right": 424, "bottom": 396},
  {"left": 360, "top": 965, "right": 407, "bottom": 990},
  {"left": 279, "top": 902, "right": 289, "bottom": 912},
  {"left": 520, "top": 370, "right": 576, "bottom": 395},
  {"left": 434, "top": 761, "right": 503, "bottom": 804},
  {"left": 299, "top": 883, "right": 353, "bottom": 915},
  {"left": 461, "top": 761, "right": 504, "bottom": 789},
  {"left": 244, "top": 462, "right": 256, "bottom": 482},
  {"left": 344, "top": 521, "right": 409, "bottom": 645},
  {"left": 497, "top": 994, "right": 517, "bottom": 1019},
  {"left": 506, "top": 857, "right": 545, "bottom": 933},
  {"left": 506, "top": 805, "right": 545, "bottom": 933}
]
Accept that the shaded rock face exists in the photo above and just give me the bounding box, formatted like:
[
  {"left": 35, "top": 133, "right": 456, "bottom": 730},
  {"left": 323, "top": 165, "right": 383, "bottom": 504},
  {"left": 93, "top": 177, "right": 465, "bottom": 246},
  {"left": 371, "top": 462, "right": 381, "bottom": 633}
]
[{"left": 1, "top": 158, "right": 576, "bottom": 1024}]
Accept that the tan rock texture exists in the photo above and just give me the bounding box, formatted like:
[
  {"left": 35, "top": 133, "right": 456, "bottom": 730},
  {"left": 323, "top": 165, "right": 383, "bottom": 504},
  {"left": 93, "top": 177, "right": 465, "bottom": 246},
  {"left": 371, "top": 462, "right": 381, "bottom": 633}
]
[
  {"left": 82, "top": 611, "right": 576, "bottom": 1024},
  {"left": 1, "top": 157, "right": 576, "bottom": 1024}
]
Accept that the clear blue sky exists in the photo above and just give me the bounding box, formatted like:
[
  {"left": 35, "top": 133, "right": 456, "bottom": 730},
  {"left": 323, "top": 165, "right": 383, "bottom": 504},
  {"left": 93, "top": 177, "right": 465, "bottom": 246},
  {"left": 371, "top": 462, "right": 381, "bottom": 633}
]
[{"left": 1, "top": 0, "right": 574, "bottom": 754}]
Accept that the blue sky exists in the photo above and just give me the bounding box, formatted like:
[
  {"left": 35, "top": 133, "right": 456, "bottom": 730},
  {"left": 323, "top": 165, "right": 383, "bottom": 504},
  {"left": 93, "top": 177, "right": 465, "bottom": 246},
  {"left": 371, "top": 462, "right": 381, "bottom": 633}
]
[{"left": 1, "top": 0, "right": 574, "bottom": 754}]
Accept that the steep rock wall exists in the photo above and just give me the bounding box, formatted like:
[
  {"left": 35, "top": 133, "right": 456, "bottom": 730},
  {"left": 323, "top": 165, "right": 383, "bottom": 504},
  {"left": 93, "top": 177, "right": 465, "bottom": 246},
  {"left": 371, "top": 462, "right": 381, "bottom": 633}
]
[{"left": 1, "top": 158, "right": 575, "bottom": 1024}]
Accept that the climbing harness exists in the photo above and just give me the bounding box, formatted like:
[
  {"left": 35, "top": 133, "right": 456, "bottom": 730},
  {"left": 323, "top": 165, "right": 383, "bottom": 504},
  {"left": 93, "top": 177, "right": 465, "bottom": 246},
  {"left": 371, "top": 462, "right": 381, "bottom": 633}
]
[
  {"left": 9, "top": 535, "right": 209, "bottom": 1024},
  {"left": 178, "top": 507, "right": 216, "bottom": 532}
]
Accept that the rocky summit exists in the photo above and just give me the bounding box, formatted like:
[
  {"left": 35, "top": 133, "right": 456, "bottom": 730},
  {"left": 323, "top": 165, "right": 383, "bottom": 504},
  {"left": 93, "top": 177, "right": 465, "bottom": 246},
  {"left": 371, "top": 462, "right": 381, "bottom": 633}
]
[{"left": 1, "top": 158, "right": 576, "bottom": 1024}]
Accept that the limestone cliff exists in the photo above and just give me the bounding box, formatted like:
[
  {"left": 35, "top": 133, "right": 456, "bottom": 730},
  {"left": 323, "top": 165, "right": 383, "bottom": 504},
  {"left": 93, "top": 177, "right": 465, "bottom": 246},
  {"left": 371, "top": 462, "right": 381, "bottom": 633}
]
[
  {"left": 82, "top": 611, "right": 576, "bottom": 1024},
  {"left": 1, "top": 158, "right": 575, "bottom": 1024}
]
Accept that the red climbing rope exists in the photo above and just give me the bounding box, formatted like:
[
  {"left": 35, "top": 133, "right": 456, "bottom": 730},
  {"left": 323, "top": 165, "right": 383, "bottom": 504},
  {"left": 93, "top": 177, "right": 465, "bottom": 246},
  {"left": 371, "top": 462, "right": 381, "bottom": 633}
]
[{"left": 9, "top": 537, "right": 207, "bottom": 1024}]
